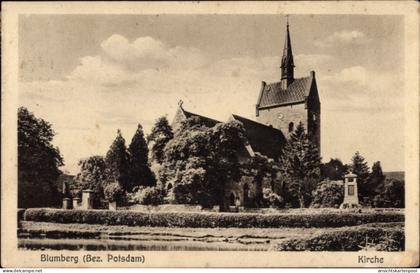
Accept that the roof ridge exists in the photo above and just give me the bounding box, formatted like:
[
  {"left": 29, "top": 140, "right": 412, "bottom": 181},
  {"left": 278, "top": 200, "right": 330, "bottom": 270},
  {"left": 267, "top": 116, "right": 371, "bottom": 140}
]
[
  {"left": 232, "top": 114, "right": 283, "bottom": 132},
  {"left": 183, "top": 109, "right": 221, "bottom": 123},
  {"left": 266, "top": 75, "right": 311, "bottom": 87}
]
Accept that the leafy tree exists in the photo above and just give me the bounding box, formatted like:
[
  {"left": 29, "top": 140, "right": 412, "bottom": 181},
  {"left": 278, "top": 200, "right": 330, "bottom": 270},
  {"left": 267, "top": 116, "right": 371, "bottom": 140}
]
[
  {"left": 350, "top": 151, "right": 370, "bottom": 200},
  {"left": 310, "top": 180, "right": 344, "bottom": 208},
  {"left": 128, "top": 124, "right": 156, "bottom": 191},
  {"left": 105, "top": 130, "right": 130, "bottom": 191},
  {"left": 73, "top": 155, "right": 107, "bottom": 208},
  {"left": 18, "top": 107, "right": 63, "bottom": 208},
  {"left": 321, "top": 158, "right": 349, "bottom": 181},
  {"left": 160, "top": 117, "right": 246, "bottom": 209},
  {"left": 278, "top": 122, "right": 321, "bottom": 208},
  {"left": 147, "top": 116, "right": 174, "bottom": 164}
]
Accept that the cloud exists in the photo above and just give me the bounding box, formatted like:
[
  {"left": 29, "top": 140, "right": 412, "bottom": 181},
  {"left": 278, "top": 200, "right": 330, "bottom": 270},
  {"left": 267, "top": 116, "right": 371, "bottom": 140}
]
[
  {"left": 319, "top": 65, "right": 403, "bottom": 112},
  {"left": 315, "top": 30, "right": 368, "bottom": 48}
]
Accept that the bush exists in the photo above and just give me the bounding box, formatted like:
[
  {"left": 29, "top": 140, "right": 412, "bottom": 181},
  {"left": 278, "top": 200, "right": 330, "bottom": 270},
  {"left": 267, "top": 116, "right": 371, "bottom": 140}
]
[
  {"left": 278, "top": 227, "right": 404, "bottom": 251},
  {"left": 263, "top": 189, "right": 284, "bottom": 208},
  {"left": 310, "top": 181, "right": 344, "bottom": 208},
  {"left": 24, "top": 208, "right": 404, "bottom": 228},
  {"left": 133, "top": 186, "right": 166, "bottom": 206},
  {"left": 373, "top": 179, "right": 405, "bottom": 208},
  {"left": 104, "top": 183, "right": 126, "bottom": 204}
]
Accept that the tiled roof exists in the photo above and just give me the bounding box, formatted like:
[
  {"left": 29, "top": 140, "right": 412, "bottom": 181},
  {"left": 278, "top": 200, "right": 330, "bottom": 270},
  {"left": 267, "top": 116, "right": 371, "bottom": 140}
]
[
  {"left": 182, "top": 109, "right": 221, "bottom": 128},
  {"left": 231, "top": 114, "right": 286, "bottom": 160},
  {"left": 257, "top": 76, "right": 313, "bottom": 109}
]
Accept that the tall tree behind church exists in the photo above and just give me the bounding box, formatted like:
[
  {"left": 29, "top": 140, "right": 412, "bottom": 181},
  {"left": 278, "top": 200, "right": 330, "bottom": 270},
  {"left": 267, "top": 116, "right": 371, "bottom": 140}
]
[
  {"left": 147, "top": 116, "right": 174, "bottom": 164},
  {"left": 18, "top": 107, "right": 63, "bottom": 208},
  {"left": 128, "top": 124, "right": 156, "bottom": 191},
  {"left": 279, "top": 122, "right": 321, "bottom": 208},
  {"left": 105, "top": 130, "right": 130, "bottom": 191}
]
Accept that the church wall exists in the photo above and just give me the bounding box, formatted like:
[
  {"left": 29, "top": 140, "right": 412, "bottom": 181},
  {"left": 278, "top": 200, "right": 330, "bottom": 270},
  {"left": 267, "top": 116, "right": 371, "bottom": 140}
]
[
  {"left": 224, "top": 176, "right": 257, "bottom": 207},
  {"left": 257, "top": 103, "right": 308, "bottom": 138}
]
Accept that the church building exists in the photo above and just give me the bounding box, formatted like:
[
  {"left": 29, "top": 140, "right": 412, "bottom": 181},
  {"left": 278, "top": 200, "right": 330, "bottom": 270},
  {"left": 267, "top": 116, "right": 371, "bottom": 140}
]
[{"left": 171, "top": 22, "right": 321, "bottom": 209}]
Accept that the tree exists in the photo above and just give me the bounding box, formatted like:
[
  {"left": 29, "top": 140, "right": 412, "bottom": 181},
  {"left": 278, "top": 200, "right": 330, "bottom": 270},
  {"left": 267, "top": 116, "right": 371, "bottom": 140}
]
[
  {"left": 18, "top": 107, "right": 63, "bottom": 208},
  {"left": 160, "top": 117, "right": 246, "bottom": 209},
  {"left": 321, "top": 158, "right": 348, "bottom": 181},
  {"left": 128, "top": 124, "right": 156, "bottom": 191},
  {"left": 147, "top": 116, "right": 174, "bottom": 164},
  {"left": 350, "top": 151, "right": 370, "bottom": 201},
  {"left": 366, "top": 161, "right": 386, "bottom": 199},
  {"left": 278, "top": 122, "right": 321, "bottom": 208},
  {"left": 74, "top": 155, "right": 107, "bottom": 208},
  {"left": 105, "top": 130, "right": 130, "bottom": 191}
]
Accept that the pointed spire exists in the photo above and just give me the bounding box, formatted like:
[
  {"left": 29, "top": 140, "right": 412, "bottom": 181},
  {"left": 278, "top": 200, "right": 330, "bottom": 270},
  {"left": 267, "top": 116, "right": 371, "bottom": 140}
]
[{"left": 280, "top": 16, "right": 294, "bottom": 88}]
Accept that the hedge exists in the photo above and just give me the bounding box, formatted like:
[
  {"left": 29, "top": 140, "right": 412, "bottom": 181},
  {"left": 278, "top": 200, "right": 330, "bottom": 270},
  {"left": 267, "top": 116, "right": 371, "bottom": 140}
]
[
  {"left": 24, "top": 208, "right": 404, "bottom": 228},
  {"left": 277, "top": 227, "right": 404, "bottom": 251}
]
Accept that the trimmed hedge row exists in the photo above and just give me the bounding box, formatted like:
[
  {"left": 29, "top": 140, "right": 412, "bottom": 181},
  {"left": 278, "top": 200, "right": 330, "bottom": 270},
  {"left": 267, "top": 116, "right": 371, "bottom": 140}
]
[
  {"left": 277, "top": 227, "right": 404, "bottom": 251},
  {"left": 24, "top": 208, "right": 404, "bottom": 228}
]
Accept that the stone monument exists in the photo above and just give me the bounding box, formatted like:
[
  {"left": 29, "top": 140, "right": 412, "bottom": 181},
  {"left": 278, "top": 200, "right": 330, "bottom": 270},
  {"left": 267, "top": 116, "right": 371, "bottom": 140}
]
[
  {"left": 62, "top": 181, "right": 73, "bottom": 209},
  {"left": 81, "top": 189, "right": 94, "bottom": 210},
  {"left": 340, "top": 172, "right": 360, "bottom": 209}
]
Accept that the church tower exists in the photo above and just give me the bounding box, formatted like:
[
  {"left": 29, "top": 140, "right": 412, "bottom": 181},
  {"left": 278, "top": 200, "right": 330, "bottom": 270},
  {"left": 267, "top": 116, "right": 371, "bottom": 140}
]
[{"left": 255, "top": 21, "right": 321, "bottom": 153}]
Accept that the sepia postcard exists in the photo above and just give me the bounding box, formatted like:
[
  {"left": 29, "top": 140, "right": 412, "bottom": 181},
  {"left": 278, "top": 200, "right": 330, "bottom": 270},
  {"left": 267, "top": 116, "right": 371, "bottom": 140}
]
[{"left": 1, "top": 1, "right": 419, "bottom": 268}]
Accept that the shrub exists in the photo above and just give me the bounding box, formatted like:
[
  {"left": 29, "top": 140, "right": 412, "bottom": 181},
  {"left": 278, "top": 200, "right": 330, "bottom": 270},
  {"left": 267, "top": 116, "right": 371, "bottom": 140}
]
[
  {"left": 310, "top": 180, "right": 344, "bottom": 208},
  {"left": 24, "top": 208, "right": 404, "bottom": 228},
  {"left": 373, "top": 179, "right": 405, "bottom": 208},
  {"left": 133, "top": 186, "right": 166, "bottom": 206},
  {"left": 104, "top": 182, "right": 125, "bottom": 204},
  {"left": 278, "top": 227, "right": 404, "bottom": 251},
  {"left": 263, "top": 189, "right": 284, "bottom": 208}
]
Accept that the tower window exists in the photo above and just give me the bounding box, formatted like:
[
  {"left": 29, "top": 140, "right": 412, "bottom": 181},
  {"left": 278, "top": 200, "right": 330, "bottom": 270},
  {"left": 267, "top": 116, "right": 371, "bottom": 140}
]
[{"left": 288, "top": 122, "right": 294, "bottom": 133}]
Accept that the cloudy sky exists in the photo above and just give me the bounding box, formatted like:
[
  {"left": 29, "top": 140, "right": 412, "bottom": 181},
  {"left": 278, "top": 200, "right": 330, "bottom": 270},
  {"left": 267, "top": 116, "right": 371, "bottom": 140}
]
[{"left": 18, "top": 14, "right": 404, "bottom": 174}]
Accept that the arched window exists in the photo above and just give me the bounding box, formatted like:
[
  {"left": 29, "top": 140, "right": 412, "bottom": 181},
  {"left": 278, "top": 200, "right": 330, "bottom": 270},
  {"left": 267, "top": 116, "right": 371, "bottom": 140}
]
[
  {"left": 229, "top": 193, "right": 235, "bottom": 206},
  {"left": 167, "top": 183, "right": 173, "bottom": 191},
  {"left": 288, "top": 122, "right": 294, "bottom": 133}
]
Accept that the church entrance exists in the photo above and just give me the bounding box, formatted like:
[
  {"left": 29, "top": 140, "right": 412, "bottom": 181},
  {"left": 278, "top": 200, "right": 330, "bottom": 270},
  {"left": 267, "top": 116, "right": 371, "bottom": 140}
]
[
  {"left": 229, "top": 193, "right": 235, "bottom": 206},
  {"left": 243, "top": 183, "right": 250, "bottom": 207}
]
